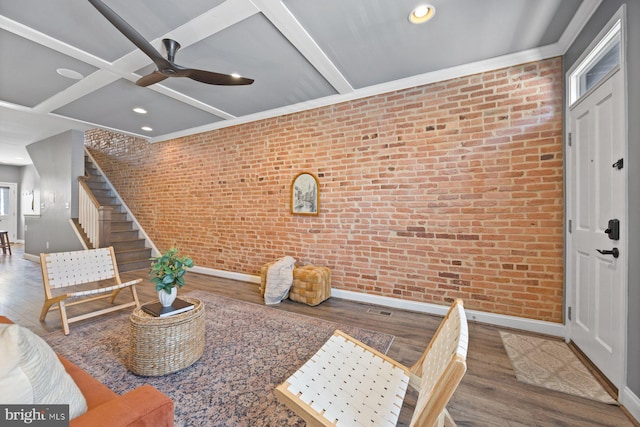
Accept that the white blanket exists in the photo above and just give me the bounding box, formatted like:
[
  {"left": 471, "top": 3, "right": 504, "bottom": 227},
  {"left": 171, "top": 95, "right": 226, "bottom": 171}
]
[{"left": 264, "top": 256, "right": 296, "bottom": 305}]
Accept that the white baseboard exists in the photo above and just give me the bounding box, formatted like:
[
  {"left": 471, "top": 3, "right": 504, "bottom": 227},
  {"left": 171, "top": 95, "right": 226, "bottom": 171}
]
[
  {"left": 621, "top": 387, "right": 640, "bottom": 423},
  {"left": 191, "top": 266, "right": 261, "bottom": 285},
  {"left": 193, "top": 267, "right": 565, "bottom": 337},
  {"left": 23, "top": 253, "right": 40, "bottom": 263},
  {"left": 330, "top": 289, "right": 565, "bottom": 337}
]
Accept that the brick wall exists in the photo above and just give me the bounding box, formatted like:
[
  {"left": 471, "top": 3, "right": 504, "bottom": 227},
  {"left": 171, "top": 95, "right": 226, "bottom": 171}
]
[{"left": 86, "top": 57, "right": 564, "bottom": 322}]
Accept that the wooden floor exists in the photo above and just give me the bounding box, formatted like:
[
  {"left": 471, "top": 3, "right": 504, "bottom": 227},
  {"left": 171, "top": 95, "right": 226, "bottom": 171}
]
[{"left": 1, "top": 245, "right": 636, "bottom": 427}]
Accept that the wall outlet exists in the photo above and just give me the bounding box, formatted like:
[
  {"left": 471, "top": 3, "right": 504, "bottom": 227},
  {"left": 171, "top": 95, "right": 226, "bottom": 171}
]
[{"left": 46, "top": 242, "right": 49, "bottom": 249}]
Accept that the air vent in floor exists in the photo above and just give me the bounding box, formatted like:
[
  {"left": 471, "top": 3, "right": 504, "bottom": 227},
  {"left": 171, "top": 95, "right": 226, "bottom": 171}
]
[{"left": 367, "top": 308, "right": 392, "bottom": 316}]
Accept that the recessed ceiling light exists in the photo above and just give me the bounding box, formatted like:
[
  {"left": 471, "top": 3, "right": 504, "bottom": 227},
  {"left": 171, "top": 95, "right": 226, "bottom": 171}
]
[
  {"left": 133, "top": 107, "right": 147, "bottom": 114},
  {"left": 409, "top": 4, "right": 436, "bottom": 24},
  {"left": 141, "top": 126, "right": 153, "bottom": 132},
  {"left": 56, "top": 68, "right": 84, "bottom": 80}
]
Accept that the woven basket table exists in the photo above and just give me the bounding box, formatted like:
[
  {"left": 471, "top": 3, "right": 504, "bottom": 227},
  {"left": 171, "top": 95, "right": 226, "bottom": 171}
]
[{"left": 129, "top": 296, "right": 205, "bottom": 376}]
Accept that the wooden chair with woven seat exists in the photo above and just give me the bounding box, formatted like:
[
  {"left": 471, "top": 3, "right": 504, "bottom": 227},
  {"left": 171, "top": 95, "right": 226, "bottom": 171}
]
[
  {"left": 275, "top": 298, "right": 468, "bottom": 427},
  {"left": 39, "top": 246, "right": 141, "bottom": 335}
]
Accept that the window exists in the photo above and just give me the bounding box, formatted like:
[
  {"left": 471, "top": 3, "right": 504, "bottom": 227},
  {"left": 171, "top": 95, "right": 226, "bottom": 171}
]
[
  {"left": 0, "top": 187, "right": 8, "bottom": 216},
  {"left": 569, "top": 19, "right": 621, "bottom": 105}
]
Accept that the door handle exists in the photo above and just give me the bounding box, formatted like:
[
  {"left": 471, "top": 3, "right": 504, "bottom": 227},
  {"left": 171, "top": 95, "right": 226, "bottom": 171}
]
[{"left": 597, "top": 248, "right": 619, "bottom": 258}]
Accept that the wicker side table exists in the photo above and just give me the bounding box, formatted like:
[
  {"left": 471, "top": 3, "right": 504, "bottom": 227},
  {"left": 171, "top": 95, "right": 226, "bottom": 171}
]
[{"left": 129, "top": 296, "right": 205, "bottom": 376}]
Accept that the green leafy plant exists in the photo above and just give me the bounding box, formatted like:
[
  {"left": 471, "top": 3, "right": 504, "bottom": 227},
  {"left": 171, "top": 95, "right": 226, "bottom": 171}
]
[{"left": 149, "top": 247, "right": 194, "bottom": 294}]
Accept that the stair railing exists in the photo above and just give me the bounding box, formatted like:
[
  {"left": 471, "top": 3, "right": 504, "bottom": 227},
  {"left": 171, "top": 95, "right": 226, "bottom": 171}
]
[{"left": 78, "top": 177, "right": 112, "bottom": 248}]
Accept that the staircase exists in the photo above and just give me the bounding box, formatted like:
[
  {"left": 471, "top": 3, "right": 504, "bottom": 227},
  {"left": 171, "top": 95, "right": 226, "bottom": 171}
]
[{"left": 80, "top": 156, "right": 152, "bottom": 272}]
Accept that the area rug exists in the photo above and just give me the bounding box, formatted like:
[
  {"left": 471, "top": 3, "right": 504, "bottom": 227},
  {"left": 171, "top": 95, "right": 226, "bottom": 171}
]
[
  {"left": 500, "top": 331, "right": 617, "bottom": 404},
  {"left": 45, "top": 291, "right": 395, "bottom": 426}
]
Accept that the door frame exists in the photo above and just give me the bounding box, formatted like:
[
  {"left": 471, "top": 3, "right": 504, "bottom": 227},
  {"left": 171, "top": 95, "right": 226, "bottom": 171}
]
[
  {"left": 0, "top": 182, "right": 18, "bottom": 242},
  {"left": 564, "top": 5, "right": 628, "bottom": 390}
]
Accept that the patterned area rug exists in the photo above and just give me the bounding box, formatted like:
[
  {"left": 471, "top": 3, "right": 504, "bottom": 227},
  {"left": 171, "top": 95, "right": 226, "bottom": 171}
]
[
  {"left": 500, "top": 331, "right": 617, "bottom": 404},
  {"left": 44, "top": 291, "right": 395, "bottom": 426}
]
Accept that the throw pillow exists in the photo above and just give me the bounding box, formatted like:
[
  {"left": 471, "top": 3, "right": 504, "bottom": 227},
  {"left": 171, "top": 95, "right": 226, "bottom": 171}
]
[
  {"left": 264, "top": 256, "right": 296, "bottom": 305},
  {"left": 0, "top": 324, "right": 32, "bottom": 402},
  {"left": 0, "top": 324, "right": 88, "bottom": 419}
]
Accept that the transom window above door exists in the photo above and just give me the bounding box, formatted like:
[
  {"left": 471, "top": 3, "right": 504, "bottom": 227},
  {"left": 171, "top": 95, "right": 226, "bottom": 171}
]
[{"left": 569, "top": 19, "right": 621, "bottom": 106}]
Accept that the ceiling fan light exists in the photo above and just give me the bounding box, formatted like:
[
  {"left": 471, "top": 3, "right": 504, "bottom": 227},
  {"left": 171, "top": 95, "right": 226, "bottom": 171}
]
[
  {"left": 231, "top": 73, "right": 242, "bottom": 78},
  {"left": 409, "top": 4, "right": 435, "bottom": 24}
]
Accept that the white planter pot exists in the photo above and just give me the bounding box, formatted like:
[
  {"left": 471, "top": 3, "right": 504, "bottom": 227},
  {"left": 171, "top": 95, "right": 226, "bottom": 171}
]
[{"left": 158, "top": 287, "right": 177, "bottom": 307}]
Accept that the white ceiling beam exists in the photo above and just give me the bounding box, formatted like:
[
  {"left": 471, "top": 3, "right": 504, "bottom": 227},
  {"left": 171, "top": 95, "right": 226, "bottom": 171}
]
[
  {"left": 250, "top": 0, "right": 353, "bottom": 94},
  {"left": 162, "top": 0, "right": 260, "bottom": 49}
]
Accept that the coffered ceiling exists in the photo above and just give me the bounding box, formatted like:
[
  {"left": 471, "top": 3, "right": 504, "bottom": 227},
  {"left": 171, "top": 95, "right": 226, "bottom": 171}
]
[{"left": 0, "top": 0, "right": 598, "bottom": 166}]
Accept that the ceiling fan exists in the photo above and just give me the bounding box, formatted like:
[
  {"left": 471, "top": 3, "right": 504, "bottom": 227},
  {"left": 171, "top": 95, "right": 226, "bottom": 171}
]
[{"left": 88, "top": 0, "right": 254, "bottom": 87}]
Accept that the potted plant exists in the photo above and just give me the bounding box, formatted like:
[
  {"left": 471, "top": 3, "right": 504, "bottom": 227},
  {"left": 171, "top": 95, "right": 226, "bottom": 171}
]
[{"left": 149, "top": 247, "right": 194, "bottom": 307}]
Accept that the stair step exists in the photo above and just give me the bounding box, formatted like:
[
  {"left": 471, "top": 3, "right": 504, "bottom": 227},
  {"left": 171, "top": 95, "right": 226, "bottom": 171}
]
[
  {"left": 96, "top": 197, "right": 117, "bottom": 205},
  {"left": 110, "top": 230, "right": 140, "bottom": 241},
  {"left": 118, "top": 258, "right": 152, "bottom": 272},
  {"left": 110, "top": 212, "right": 128, "bottom": 221},
  {"left": 92, "top": 189, "right": 113, "bottom": 198},
  {"left": 111, "top": 240, "right": 147, "bottom": 251},
  {"left": 86, "top": 181, "right": 109, "bottom": 191},
  {"left": 100, "top": 203, "right": 126, "bottom": 216},
  {"left": 111, "top": 221, "right": 133, "bottom": 231},
  {"left": 115, "top": 247, "right": 151, "bottom": 260}
]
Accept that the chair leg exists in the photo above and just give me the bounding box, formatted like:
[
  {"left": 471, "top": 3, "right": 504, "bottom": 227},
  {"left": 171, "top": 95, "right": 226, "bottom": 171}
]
[
  {"left": 130, "top": 285, "right": 140, "bottom": 307},
  {"left": 39, "top": 300, "right": 54, "bottom": 321},
  {"left": 59, "top": 301, "right": 70, "bottom": 335},
  {"left": 0, "top": 231, "right": 10, "bottom": 255},
  {"left": 108, "top": 288, "right": 122, "bottom": 304}
]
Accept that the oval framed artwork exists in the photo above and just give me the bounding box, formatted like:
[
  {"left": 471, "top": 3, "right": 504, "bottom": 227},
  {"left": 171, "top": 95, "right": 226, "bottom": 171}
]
[{"left": 291, "top": 172, "right": 319, "bottom": 215}]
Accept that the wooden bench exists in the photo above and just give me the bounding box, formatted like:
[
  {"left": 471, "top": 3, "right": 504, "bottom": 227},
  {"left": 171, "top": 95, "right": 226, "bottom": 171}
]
[
  {"left": 275, "top": 299, "right": 468, "bottom": 426},
  {"left": 39, "top": 246, "right": 141, "bottom": 335}
]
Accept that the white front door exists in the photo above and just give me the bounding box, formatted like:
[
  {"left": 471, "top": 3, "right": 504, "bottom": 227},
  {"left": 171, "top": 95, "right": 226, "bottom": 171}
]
[
  {"left": 0, "top": 183, "right": 17, "bottom": 242},
  {"left": 568, "top": 70, "right": 625, "bottom": 389}
]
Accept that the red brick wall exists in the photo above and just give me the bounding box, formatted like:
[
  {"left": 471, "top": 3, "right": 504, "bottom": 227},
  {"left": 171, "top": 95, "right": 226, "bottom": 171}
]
[{"left": 85, "top": 57, "right": 564, "bottom": 322}]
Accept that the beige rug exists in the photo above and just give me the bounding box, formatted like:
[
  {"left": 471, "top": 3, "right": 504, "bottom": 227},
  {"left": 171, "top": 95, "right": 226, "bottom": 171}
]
[{"left": 500, "top": 331, "right": 617, "bottom": 404}]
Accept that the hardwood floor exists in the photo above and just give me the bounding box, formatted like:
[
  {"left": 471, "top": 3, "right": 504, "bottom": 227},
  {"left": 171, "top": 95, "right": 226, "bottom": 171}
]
[{"left": 1, "top": 245, "right": 636, "bottom": 426}]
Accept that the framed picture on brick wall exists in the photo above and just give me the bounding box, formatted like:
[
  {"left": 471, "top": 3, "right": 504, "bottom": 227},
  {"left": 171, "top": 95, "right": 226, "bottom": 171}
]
[{"left": 291, "top": 172, "right": 319, "bottom": 215}]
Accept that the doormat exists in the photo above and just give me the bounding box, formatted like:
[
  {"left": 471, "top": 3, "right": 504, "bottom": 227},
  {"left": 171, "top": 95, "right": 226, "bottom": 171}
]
[{"left": 500, "top": 331, "right": 617, "bottom": 405}]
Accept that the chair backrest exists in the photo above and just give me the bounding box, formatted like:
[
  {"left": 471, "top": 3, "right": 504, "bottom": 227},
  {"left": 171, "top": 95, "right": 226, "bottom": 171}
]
[
  {"left": 41, "top": 247, "right": 118, "bottom": 289},
  {"left": 410, "top": 299, "right": 468, "bottom": 426}
]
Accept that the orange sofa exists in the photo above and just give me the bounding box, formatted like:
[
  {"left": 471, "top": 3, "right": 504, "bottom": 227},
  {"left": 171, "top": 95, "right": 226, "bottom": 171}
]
[{"left": 0, "top": 316, "right": 174, "bottom": 427}]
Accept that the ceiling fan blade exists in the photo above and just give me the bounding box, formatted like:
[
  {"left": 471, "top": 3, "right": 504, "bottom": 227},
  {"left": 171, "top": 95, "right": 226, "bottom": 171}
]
[
  {"left": 185, "top": 69, "right": 254, "bottom": 86},
  {"left": 88, "top": 1, "right": 255, "bottom": 87},
  {"left": 136, "top": 71, "right": 169, "bottom": 87},
  {"left": 88, "top": 0, "right": 171, "bottom": 69}
]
